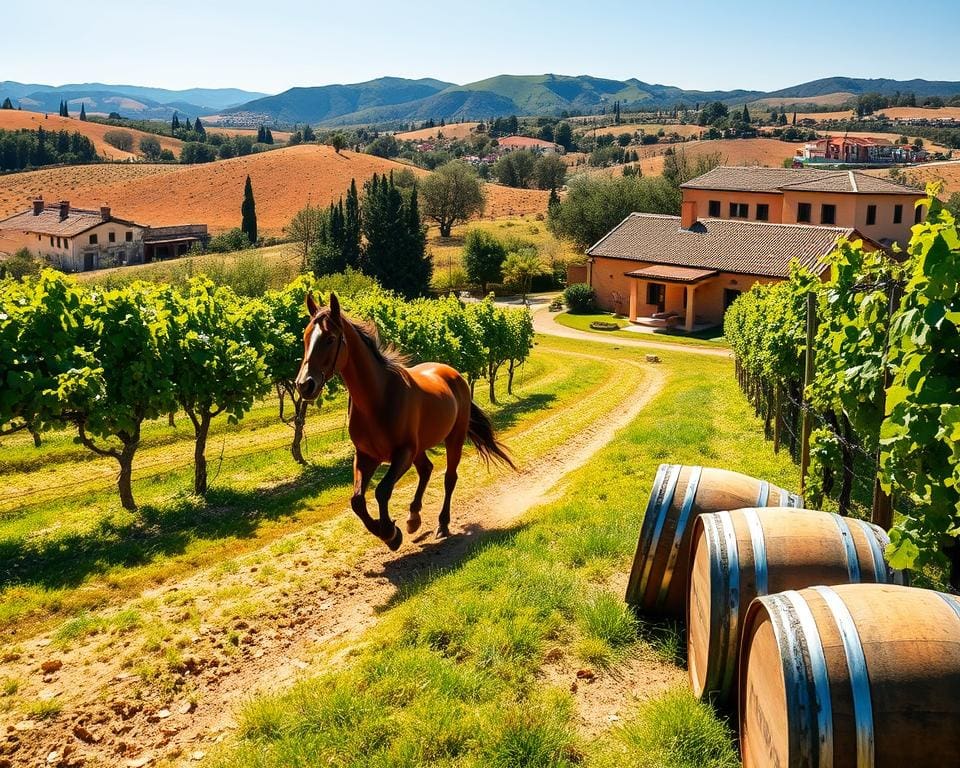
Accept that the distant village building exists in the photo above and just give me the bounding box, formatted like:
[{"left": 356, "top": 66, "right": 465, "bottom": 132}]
[
  {"left": 0, "top": 197, "right": 208, "bottom": 272},
  {"left": 496, "top": 136, "right": 563, "bottom": 154},
  {"left": 585, "top": 166, "right": 925, "bottom": 331},
  {"left": 801, "top": 135, "right": 927, "bottom": 164}
]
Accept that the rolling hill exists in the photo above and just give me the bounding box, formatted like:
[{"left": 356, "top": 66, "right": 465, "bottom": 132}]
[
  {"left": 0, "top": 109, "right": 183, "bottom": 160},
  {"left": 0, "top": 82, "right": 268, "bottom": 119},
  {"left": 222, "top": 73, "right": 960, "bottom": 127}
]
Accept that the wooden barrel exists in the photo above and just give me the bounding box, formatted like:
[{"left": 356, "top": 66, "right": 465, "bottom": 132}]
[
  {"left": 739, "top": 584, "right": 960, "bottom": 768},
  {"left": 625, "top": 464, "right": 802, "bottom": 617},
  {"left": 687, "top": 508, "right": 904, "bottom": 706}
]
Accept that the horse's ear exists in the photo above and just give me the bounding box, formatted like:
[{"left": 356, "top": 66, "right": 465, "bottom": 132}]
[
  {"left": 305, "top": 292, "right": 319, "bottom": 317},
  {"left": 329, "top": 293, "right": 341, "bottom": 319}
]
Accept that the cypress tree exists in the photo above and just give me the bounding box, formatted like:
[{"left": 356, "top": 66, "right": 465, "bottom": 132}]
[
  {"left": 792, "top": 111, "right": 797, "bottom": 125},
  {"left": 172, "top": 113, "right": 180, "bottom": 132},
  {"left": 264, "top": 128, "right": 274, "bottom": 144},
  {"left": 63, "top": 100, "right": 69, "bottom": 118},
  {"left": 184, "top": 117, "right": 193, "bottom": 132},
  {"left": 241, "top": 175, "right": 257, "bottom": 244},
  {"left": 1, "top": 97, "right": 13, "bottom": 110},
  {"left": 79, "top": 103, "right": 86, "bottom": 121},
  {"left": 742, "top": 104, "right": 750, "bottom": 123},
  {"left": 343, "top": 178, "right": 361, "bottom": 268},
  {"left": 194, "top": 117, "right": 205, "bottom": 137},
  {"left": 256, "top": 125, "right": 264, "bottom": 143}
]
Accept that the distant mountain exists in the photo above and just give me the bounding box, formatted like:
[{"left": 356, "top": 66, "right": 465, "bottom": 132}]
[
  {"left": 226, "top": 73, "right": 763, "bottom": 126},
  {"left": 224, "top": 77, "right": 455, "bottom": 125},
  {"left": 0, "top": 81, "right": 269, "bottom": 118},
  {"left": 764, "top": 77, "right": 960, "bottom": 100}
]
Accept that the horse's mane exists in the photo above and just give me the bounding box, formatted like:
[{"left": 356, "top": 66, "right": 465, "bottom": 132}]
[{"left": 347, "top": 316, "right": 410, "bottom": 374}]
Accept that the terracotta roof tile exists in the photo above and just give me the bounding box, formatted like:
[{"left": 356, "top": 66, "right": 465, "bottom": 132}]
[
  {"left": 624, "top": 265, "right": 718, "bottom": 283},
  {"left": 680, "top": 165, "right": 922, "bottom": 195},
  {"left": 0, "top": 206, "right": 142, "bottom": 237},
  {"left": 586, "top": 213, "right": 857, "bottom": 278}
]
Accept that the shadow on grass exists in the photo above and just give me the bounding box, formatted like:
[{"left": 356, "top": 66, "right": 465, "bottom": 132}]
[
  {"left": 0, "top": 455, "right": 355, "bottom": 592},
  {"left": 0, "top": 390, "right": 558, "bottom": 597}
]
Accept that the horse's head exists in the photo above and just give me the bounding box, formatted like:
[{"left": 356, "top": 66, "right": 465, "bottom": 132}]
[{"left": 295, "top": 292, "right": 345, "bottom": 402}]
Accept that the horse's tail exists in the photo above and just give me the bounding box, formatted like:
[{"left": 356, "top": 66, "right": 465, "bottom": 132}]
[{"left": 468, "top": 402, "right": 516, "bottom": 470}]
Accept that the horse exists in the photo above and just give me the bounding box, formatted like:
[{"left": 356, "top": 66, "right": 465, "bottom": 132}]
[{"left": 295, "top": 292, "right": 514, "bottom": 550}]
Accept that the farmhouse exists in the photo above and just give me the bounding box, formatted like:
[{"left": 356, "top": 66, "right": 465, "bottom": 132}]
[
  {"left": 586, "top": 204, "right": 874, "bottom": 331},
  {"left": 0, "top": 197, "right": 208, "bottom": 272},
  {"left": 496, "top": 135, "right": 563, "bottom": 154},
  {"left": 679, "top": 166, "right": 923, "bottom": 247},
  {"left": 801, "top": 135, "right": 926, "bottom": 164}
]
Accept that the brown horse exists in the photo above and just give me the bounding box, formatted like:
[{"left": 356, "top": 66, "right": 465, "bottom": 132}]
[{"left": 295, "top": 293, "right": 514, "bottom": 550}]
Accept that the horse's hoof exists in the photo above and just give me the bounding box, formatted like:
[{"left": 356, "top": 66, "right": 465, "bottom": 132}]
[
  {"left": 406, "top": 515, "right": 422, "bottom": 534},
  {"left": 435, "top": 526, "right": 451, "bottom": 540},
  {"left": 385, "top": 525, "right": 403, "bottom": 551}
]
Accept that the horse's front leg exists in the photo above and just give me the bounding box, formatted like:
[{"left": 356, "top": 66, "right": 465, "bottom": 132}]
[
  {"left": 374, "top": 446, "right": 414, "bottom": 551},
  {"left": 351, "top": 452, "right": 381, "bottom": 538},
  {"left": 407, "top": 452, "right": 433, "bottom": 534}
]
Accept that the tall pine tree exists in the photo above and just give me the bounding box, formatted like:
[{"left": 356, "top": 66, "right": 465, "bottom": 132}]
[
  {"left": 172, "top": 113, "right": 180, "bottom": 133},
  {"left": 742, "top": 104, "right": 750, "bottom": 123},
  {"left": 241, "top": 175, "right": 257, "bottom": 245},
  {"left": 79, "top": 103, "right": 87, "bottom": 121},
  {"left": 194, "top": 117, "right": 205, "bottom": 137}
]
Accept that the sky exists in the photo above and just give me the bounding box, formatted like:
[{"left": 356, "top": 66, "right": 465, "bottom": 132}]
[{"left": 2, "top": 0, "right": 958, "bottom": 95}]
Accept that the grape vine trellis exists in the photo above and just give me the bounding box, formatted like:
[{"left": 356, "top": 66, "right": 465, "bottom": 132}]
[
  {"left": 725, "top": 188, "right": 960, "bottom": 587},
  {"left": 0, "top": 271, "right": 534, "bottom": 511}
]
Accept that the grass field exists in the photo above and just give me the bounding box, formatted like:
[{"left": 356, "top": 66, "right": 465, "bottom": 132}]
[
  {"left": 581, "top": 123, "right": 705, "bottom": 140},
  {"left": 0, "top": 108, "right": 184, "bottom": 161},
  {"left": 554, "top": 312, "right": 727, "bottom": 347},
  {"left": 203, "top": 335, "right": 796, "bottom": 767},
  {"left": 863, "top": 162, "right": 960, "bottom": 197},
  {"left": 394, "top": 122, "right": 480, "bottom": 141}
]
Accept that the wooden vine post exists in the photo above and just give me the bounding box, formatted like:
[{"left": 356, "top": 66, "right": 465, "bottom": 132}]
[
  {"left": 871, "top": 282, "right": 901, "bottom": 530},
  {"left": 799, "top": 291, "right": 817, "bottom": 496}
]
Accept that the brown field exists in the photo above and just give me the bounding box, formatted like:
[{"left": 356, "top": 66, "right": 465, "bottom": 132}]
[
  {"left": 628, "top": 138, "right": 803, "bottom": 176},
  {"left": 751, "top": 92, "right": 855, "bottom": 108},
  {"left": 0, "top": 109, "right": 183, "bottom": 161},
  {"left": 863, "top": 162, "right": 960, "bottom": 197},
  {"left": 0, "top": 146, "right": 423, "bottom": 234},
  {"left": 794, "top": 109, "right": 856, "bottom": 122},
  {"left": 0, "top": 146, "right": 549, "bottom": 234},
  {"left": 878, "top": 106, "right": 960, "bottom": 121},
  {"left": 205, "top": 125, "right": 294, "bottom": 142},
  {"left": 584, "top": 123, "right": 704, "bottom": 139},
  {"left": 395, "top": 122, "right": 480, "bottom": 141}
]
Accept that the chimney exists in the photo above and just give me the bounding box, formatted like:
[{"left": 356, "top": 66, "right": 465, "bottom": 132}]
[
  {"left": 100, "top": 205, "right": 111, "bottom": 220},
  {"left": 32, "top": 197, "right": 44, "bottom": 216},
  {"left": 58, "top": 200, "right": 70, "bottom": 220},
  {"left": 681, "top": 199, "right": 698, "bottom": 230}
]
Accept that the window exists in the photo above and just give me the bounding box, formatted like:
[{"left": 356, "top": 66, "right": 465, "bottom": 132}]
[
  {"left": 89, "top": 234, "right": 98, "bottom": 245},
  {"left": 729, "top": 202, "right": 748, "bottom": 218},
  {"left": 708, "top": 200, "right": 721, "bottom": 217},
  {"left": 866, "top": 205, "right": 876, "bottom": 226},
  {"left": 108, "top": 231, "right": 116, "bottom": 243},
  {"left": 797, "top": 202, "right": 812, "bottom": 223},
  {"left": 914, "top": 205, "right": 924, "bottom": 224},
  {"left": 56, "top": 237, "right": 61, "bottom": 248},
  {"left": 125, "top": 231, "right": 133, "bottom": 242},
  {"left": 756, "top": 204, "right": 769, "bottom": 221},
  {"left": 49, "top": 237, "right": 54, "bottom": 247},
  {"left": 646, "top": 283, "right": 665, "bottom": 307},
  {"left": 893, "top": 204, "right": 903, "bottom": 224},
  {"left": 821, "top": 204, "right": 836, "bottom": 225}
]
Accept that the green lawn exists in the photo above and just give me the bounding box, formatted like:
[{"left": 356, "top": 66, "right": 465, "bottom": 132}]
[
  {"left": 554, "top": 312, "right": 727, "bottom": 347},
  {"left": 207, "top": 336, "right": 797, "bottom": 768}
]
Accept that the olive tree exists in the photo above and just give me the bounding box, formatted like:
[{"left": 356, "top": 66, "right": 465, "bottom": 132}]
[{"left": 419, "top": 161, "right": 486, "bottom": 237}]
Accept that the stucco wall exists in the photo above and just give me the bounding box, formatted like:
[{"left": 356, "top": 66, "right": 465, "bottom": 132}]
[{"left": 681, "top": 189, "right": 786, "bottom": 223}]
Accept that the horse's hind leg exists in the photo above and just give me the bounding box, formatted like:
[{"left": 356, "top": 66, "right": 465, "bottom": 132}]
[
  {"left": 351, "top": 452, "right": 381, "bottom": 538},
  {"left": 437, "top": 433, "right": 464, "bottom": 539},
  {"left": 407, "top": 452, "right": 433, "bottom": 534}
]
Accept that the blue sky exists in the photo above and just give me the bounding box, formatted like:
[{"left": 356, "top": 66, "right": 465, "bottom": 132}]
[{"left": 3, "top": 0, "right": 958, "bottom": 94}]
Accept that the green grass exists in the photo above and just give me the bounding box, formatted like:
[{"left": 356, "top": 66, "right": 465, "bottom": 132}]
[
  {"left": 24, "top": 697, "right": 63, "bottom": 720},
  {"left": 208, "top": 338, "right": 797, "bottom": 768},
  {"left": 554, "top": 312, "right": 727, "bottom": 347},
  {"left": 591, "top": 688, "right": 739, "bottom": 768},
  {"left": 1, "top": 677, "right": 18, "bottom": 697},
  {"left": 0, "top": 338, "right": 622, "bottom": 642}
]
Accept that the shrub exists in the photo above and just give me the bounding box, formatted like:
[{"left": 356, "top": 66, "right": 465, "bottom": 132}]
[
  {"left": 1, "top": 248, "right": 40, "bottom": 280},
  {"left": 563, "top": 283, "right": 596, "bottom": 314},
  {"left": 103, "top": 129, "right": 134, "bottom": 152},
  {"left": 207, "top": 228, "right": 251, "bottom": 253}
]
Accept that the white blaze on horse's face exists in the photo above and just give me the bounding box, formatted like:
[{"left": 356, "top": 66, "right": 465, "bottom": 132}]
[{"left": 295, "top": 318, "right": 326, "bottom": 401}]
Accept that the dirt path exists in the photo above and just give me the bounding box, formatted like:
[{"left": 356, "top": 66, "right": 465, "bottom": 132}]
[{"left": 1, "top": 350, "right": 665, "bottom": 768}]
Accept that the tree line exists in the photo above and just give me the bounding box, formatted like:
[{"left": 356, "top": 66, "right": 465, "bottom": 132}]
[
  {"left": 0, "top": 127, "right": 98, "bottom": 171},
  {"left": 723, "top": 190, "right": 960, "bottom": 586},
  {"left": 0, "top": 270, "right": 534, "bottom": 511}
]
